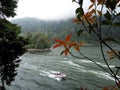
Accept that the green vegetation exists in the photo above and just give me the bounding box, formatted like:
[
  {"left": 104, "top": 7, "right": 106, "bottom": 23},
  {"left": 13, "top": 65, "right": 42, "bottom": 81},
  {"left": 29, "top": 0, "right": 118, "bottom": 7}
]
[
  {"left": 0, "top": 0, "right": 28, "bottom": 89},
  {"left": 12, "top": 17, "right": 120, "bottom": 44},
  {"left": 26, "top": 32, "right": 51, "bottom": 49}
]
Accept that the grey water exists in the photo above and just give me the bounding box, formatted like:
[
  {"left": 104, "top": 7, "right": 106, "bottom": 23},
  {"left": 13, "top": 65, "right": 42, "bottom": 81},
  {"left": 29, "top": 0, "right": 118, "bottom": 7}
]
[{"left": 6, "top": 45, "right": 120, "bottom": 90}]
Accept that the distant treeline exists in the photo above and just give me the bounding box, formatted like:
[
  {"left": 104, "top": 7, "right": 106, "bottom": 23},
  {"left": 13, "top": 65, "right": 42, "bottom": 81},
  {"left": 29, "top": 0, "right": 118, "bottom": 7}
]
[{"left": 11, "top": 17, "right": 120, "bottom": 45}]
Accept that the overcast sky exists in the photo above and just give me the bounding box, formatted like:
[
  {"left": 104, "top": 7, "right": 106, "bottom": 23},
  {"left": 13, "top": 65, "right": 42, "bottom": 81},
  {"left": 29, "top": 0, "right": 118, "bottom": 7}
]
[{"left": 13, "top": 0, "right": 90, "bottom": 20}]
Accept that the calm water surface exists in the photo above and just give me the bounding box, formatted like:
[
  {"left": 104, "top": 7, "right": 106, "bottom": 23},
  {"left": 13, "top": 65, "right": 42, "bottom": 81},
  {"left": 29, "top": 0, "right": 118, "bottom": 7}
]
[{"left": 7, "top": 45, "right": 120, "bottom": 90}]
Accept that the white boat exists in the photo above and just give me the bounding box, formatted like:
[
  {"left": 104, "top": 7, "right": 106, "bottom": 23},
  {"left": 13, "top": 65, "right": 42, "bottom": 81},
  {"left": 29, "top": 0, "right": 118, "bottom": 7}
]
[{"left": 48, "top": 71, "right": 66, "bottom": 81}]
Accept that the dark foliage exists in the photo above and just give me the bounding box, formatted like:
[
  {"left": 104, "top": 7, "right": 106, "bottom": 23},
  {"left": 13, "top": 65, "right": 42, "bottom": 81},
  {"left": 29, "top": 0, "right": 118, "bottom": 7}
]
[
  {"left": 0, "top": 0, "right": 17, "bottom": 17},
  {"left": 0, "top": 19, "right": 28, "bottom": 89},
  {"left": 0, "top": 0, "right": 28, "bottom": 89}
]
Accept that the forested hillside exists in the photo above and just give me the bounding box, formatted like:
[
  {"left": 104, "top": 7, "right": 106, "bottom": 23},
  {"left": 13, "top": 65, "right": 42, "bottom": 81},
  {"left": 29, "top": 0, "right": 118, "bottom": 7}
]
[
  {"left": 11, "top": 17, "right": 78, "bottom": 33},
  {"left": 11, "top": 17, "right": 120, "bottom": 44},
  {"left": 11, "top": 18, "right": 81, "bottom": 44}
]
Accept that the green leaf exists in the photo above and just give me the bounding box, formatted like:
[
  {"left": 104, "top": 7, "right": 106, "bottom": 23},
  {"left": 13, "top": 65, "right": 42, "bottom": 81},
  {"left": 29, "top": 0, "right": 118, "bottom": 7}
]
[
  {"left": 101, "top": 20, "right": 112, "bottom": 25},
  {"left": 15, "top": 59, "right": 21, "bottom": 63},
  {"left": 76, "top": 8, "right": 80, "bottom": 14},
  {"left": 77, "top": 30, "right": 84, "bottom": 36},
  {"left": 72, "top": 0, "right": 75, "bottom": 2},
  {"left": 105, "top": 0, "right": 118, "bottom": 10},
  {"left": 104, "top": 11, "right": 111, "bottom": 20},
  {"left": 89, "top": 28, "right": 92, "bottom": 34},
  {"left": 76, "top": 14, "right": 81, "bottom": 20},
  {"left": 113, "top": 22, "right": 120, "bottom": 27},
  {"left": 75, "top": 7, "right": 84, "bottom": 17},
  {"left": 104, "top": 37, "right": 118, "bottom": 43},
  {"left": 117, "top": 13, "right": 120, "bottom": 16}
]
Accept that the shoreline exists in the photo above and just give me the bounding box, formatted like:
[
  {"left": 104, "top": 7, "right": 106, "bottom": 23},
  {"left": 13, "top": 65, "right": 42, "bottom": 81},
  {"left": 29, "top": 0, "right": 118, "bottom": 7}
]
[
  {"left": 27, "top": 48, "right": 51, "bottom": 52},
  {"left": 82, "top": 44, "right": 119, "bottom": 46}
]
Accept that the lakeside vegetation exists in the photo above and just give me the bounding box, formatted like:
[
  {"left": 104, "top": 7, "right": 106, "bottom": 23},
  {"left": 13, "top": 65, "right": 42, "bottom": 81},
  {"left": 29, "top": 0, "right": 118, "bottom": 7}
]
[
  {"left": 25, "top": 32, "right": 51, "bottom": 49},
  {"left": 12, "top": 17, "right": 120, "bottom": 50}
]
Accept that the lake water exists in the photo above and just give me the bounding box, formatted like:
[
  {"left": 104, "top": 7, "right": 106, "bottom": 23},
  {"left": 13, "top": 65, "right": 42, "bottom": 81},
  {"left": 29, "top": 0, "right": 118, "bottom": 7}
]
[{"left": 6, "top": 45, "right": 120, "bottom": 90}]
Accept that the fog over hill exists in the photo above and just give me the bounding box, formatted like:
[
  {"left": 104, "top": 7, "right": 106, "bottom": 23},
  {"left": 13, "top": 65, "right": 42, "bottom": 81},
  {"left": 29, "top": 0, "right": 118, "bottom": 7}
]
[
  {"left": 11, "top": 17, "right": 120, "bottom": 43},
  {"left": 11, "top": 17, "right": 78, "bottom": 33}
]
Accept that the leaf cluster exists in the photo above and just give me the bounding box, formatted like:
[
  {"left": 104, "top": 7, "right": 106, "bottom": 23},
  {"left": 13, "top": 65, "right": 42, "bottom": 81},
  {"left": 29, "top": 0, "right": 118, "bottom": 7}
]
[
  {"left": 0, "top": 0, "right": 28, "bottom": 89},
  {"left": 0, "top": 19, "right": 28, "bottom": 87},
  {"left": 0, "top": 0, "right": 18, "bottom": 18},
  {"left": 26, "top": 32, "right": 51, "bottom": 49},
  {"left": 53, "top": 35, "right": 85, "bottom": 56}
]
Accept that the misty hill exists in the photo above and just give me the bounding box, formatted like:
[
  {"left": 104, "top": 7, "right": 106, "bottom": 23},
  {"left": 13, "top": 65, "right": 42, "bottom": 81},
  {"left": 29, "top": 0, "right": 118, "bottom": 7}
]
[
  {"left": 11, "top": 17, "right": 120, "bottom": 43},
  {"left": 11, "top": 17, "right": 79, "bottom": 33}
]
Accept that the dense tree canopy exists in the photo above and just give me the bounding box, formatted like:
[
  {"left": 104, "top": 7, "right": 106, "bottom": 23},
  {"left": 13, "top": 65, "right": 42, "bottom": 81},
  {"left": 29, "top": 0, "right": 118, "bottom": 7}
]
[
  {"left": 0, "top": 0, "right": 18, "bottom": 18},
  {"left": 26, "top": 32, "right": 51, "bottom": 49},
  {"left": 0, "top": 0, "right": 27, "bottom": 89}
]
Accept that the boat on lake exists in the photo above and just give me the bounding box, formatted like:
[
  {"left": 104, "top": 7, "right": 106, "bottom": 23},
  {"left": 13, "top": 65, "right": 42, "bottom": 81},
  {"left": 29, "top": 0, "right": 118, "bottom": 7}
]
[{"left": 48, "top": 71, "right": 66, "bottom": 81}]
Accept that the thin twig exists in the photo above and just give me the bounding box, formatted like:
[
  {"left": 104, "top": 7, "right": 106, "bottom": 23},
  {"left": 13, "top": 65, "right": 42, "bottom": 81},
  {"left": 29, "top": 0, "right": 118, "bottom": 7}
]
[{"left": 68, "top": 50, "right": 112, "bottom": 76}]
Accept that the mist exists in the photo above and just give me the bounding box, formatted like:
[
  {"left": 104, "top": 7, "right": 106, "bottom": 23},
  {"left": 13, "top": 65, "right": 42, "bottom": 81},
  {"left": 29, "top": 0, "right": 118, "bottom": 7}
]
[{"left": 13, "top": 0, "right": 91, "bottom": 20}]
